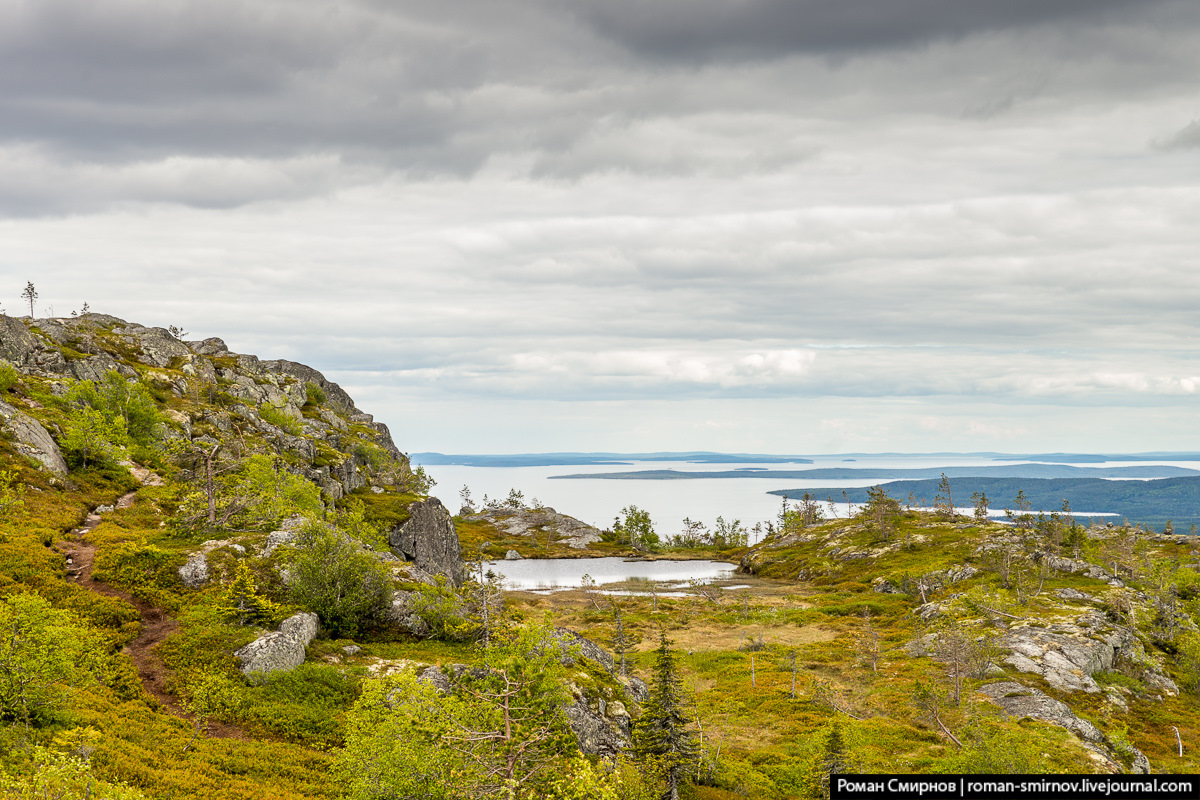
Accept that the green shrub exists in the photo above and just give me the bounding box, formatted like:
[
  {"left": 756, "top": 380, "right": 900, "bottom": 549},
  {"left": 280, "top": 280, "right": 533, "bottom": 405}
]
[
  {"left": 0, "top": 361, "right": 17, "bottom": 393},
  {"left": 284, "top": 523, "right": 392, "bottom": 638},
  {"left": 258, "top": 403, "right": 302, "bottom": 435},
  {"left": 0, "top": 593, "right": 101, "bottom": 727},
  {"left": 304, "top": 382, "right": 326, "bottom": 406}
]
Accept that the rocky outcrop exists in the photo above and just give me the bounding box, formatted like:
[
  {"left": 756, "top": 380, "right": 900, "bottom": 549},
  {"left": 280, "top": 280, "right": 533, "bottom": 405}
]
[
  {"left": 462, "top": 507, "right": 603, "bottom": 549},
  {"left": 234, "top": 612, "right": 319, "bottom": 676},
  {"left": 996, "top": 613, "right": 1176, "bottom": 696},
  {"left": 0, "top": 399, "right": 68, "bottom": 476},
  {"left": 977, "top": 682, "right": 1150, "bottom": 774},
  {"left": 978, "top": 682, "right": 1104, "bottom": 742},
  {"left": 551, "top": 628, "right": 616, "bottom": 673},
  {"left": 389, "top": 498, "right": 464, "bottom": 587},
  {"left": 563, "top": 693, "right": 631, "bottom": 757}
]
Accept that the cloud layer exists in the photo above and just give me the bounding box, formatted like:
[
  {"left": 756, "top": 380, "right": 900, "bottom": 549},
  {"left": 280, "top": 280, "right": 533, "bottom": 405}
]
[{"left": 2, "top": 0, "right": 1199, "bottom": 452}]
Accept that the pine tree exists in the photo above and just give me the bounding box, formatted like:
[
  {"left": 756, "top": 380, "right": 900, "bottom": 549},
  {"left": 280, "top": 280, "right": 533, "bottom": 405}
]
[{"left": 633, "top": 631, "right": 698, "bottom": 800}]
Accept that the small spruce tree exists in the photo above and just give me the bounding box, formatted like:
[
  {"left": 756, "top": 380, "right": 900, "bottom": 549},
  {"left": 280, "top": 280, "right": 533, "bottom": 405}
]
[
  {"left": 216, "top": 561, "right": 281, "bottom": 626},
  {"left": 633, "top": 630, "right": 699, "bottom": 800}
]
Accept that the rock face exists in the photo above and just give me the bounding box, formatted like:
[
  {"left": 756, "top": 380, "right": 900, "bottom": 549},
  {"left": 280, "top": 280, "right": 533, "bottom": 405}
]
[
  {"left": 978, "top": 682, "right": 1104, "bottom": 742},
  {"left": 977, "top": 682, "right": 1150, "bottom": 774},
  {"left": 234, "top": 612, "right": 319, "bottom": 676},
  {"left": 463, "top": 507, "right": 603, "bottom": 549},
  {"left": 0, "top": 313, "right": 414, "bottom": 502},
  {"left": 0, "top": 399, "right": 68, "bottom": 476},
  {"left": 997, "top": 614, "right": 1176, "bottom": 696},
  {"left": 552, "top": 628, "right": 616, "bottom": 673},
  {"left": 389, "top": 498, "right": 464, "bottom": 587},
  {"left": 563, "top": 694, "right": 630, "bottom": 757}
]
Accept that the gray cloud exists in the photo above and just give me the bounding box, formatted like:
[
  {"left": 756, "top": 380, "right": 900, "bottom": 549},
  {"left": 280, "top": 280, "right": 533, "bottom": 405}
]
[{"left": 580, "top": 0, "right": 1187, "bottom": 62}]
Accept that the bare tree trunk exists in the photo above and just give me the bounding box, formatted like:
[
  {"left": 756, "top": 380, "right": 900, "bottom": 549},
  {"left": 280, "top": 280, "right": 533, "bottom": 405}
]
[{"left": 205, "top": 444, "right": 220, "bottom": 524}]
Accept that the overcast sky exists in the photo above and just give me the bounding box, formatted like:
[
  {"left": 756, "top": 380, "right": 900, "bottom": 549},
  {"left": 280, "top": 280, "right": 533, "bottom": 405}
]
[{"left": 3, "top": 0, "right": 1199, "bottom": 454}]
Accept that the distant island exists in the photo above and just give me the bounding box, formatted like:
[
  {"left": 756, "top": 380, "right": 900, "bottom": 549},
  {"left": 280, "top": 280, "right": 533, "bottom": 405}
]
[
  {"left": 771, "top": 476, "right": 1200, "bottom": 530},
  {"left": 550, "top": 465, "right": 1200, "bottom": 480},
  {"left": 411, "top": 451, "right": 815, "bottom": 467}
]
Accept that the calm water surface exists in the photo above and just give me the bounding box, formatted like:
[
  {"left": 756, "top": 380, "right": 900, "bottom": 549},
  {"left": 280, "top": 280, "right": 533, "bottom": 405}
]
[{"left": 481, "top": 557, "right": 734, "bottom": 591}]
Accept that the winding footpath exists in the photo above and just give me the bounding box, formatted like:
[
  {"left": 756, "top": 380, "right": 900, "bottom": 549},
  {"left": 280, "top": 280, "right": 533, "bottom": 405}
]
[{"left": 62, "top": 467, "right": 248, "bottom": 740}]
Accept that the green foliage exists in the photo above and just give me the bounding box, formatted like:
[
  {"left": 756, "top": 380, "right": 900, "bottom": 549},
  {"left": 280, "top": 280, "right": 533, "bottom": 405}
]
[
  {"left": 614, "top": 505, "right": 659, "bottom": 552},
  {"left": 337, "top": 621, "right": 576, "bottom": 800},
  {"left": 284, "top": 522, "right": 392, "bottom": 637},
  {"left": 216, "top": 560, "right": 283, "bottom": 626},
  {"left": 0, "top": 744, "right": 147, "bottom": 800},
  {"left": 258, "top": 402, "right": 302, "bottom": 435},
  {"left": 0, "top": 593, "right": 100, "bottom": 727},
  {"left": 633, "top": 631, "right": 699, "bottom": 798},
  {"left": 0, "top": 469, "right": 25, "bottom": 516},
  {"left": 61, "top": 407, "right": 127, "bottom": 469},
  {"left": 232, "top": 454, "right": 323, "bottom": 529},
  {"left": 304, "top": 382, "right": 326, "bottom": 406},
  {"left": 0, "top": 360, "right": 17, "bottom": 394},
  {"left": 91, "top": 542, "right": 183, "bottom": 610},
  {"left": 410, "top": 576, "right": 473, "bottom": 641}
]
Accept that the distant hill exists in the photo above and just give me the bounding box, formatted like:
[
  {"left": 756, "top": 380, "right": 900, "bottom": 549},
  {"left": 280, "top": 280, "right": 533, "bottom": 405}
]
[
  {"left": 411, "top": 452, "right": 814, "bottom": 467},
  {"left": 768, "top": 476, "right": 1200, "bottom": 531},
  {"left": 550, "top": 464, "right": 1200, "bottom": 480}
]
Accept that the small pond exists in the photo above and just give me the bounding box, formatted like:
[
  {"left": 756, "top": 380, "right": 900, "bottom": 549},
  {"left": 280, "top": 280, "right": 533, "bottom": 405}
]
[{"left": 480, "top": 557, "right": 735, "bottom": 591}]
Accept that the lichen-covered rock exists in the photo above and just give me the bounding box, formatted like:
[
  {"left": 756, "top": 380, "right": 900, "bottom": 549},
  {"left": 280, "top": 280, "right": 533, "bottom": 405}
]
[
  {"left": 234, "top": 612, "right": 319, "bottom": 676},
  {"left": 463, "top": 507, "right": 603, "bottom": 549},
  {"left": 416, "top": 665, "right": 453, "bottom": 694},
  {"left": 977, "top": 682, "right": 1104, "bottom": 742},
  {"left": 178, "top": 552, "right": 210, "bottom": 589},
  {"left": 505, "top": 549, "right": 522, "bottom": 560},
  {"left": 978, "top": 682, "right": 1150, "bottom": 773},
  {"left": 551, "top": 628, "right": 615, "bottom": 673},
  {"left": 563, "top": 695, "right": 630, "bottom": 757},
  {"left": 0, "top": 399, "right": 68, "bottom": 476},
  {"left": 388, "top": 498, "right": 464, "bottom": 587},
  {"left": 386, "top": 590, "right": 433, "bottom": 637}
]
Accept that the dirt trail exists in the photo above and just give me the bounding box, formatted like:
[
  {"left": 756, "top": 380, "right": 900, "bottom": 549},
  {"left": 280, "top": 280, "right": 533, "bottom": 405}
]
[{"left": 64, "top": 473, "right": 249, "bottom": 741}]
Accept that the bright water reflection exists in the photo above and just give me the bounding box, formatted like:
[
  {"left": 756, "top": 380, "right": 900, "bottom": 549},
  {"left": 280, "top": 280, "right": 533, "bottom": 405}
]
[{"left": 482, "top": 557, "right": 735, "bottom": 591}]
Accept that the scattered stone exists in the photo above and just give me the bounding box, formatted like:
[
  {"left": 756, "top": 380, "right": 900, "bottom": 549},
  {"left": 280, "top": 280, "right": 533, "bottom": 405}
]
[
  {"left": 386, "top": 590, "right": 433, "bottom": 637},
  {"left": 342, "top": 645, "right": 362, "bottom": 656},
  {"left": 234, "top": 612, "right": 319, "bottom": 676},
  {"left": 1057, "top": 588, "right": 1097, "bottom": 602},
  {"left": 505, "top": 549, "right": 522, "bottom": 560},
  {"left": 873, "top": 579, "right": 900, "bottom": 594}
]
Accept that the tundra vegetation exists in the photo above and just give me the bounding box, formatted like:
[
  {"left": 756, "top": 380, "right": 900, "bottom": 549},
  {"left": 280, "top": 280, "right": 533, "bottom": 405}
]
[{"left": 2, "top": 313, "right": 1200, "bottom": 800}]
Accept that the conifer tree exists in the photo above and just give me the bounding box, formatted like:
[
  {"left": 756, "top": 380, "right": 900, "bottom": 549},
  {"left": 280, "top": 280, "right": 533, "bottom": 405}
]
[
  {"left": 633, "top": 631, "right": 698, "bottom": 800},
  {"left": 216, "top": 561, "right": 280, "bottom": 626}
]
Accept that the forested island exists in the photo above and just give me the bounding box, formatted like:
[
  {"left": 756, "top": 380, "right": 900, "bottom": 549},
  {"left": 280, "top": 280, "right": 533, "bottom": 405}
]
[{"left": 4, "top": 313, "right": 1200, "bottom": 800}]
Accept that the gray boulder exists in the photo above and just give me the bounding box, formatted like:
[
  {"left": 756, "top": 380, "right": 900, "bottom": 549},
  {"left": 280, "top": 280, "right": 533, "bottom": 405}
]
[
  {"left": 505, "top": 549, "right": 522, "bottom": 561},
  {"left": 0, "top": 400, "right": 68, "bottom": 476},
  {"left": 178, "top": 552, "right": 210, "bottom": 589},
  {"left": 234, "top": 612, "right": 319, "bottom": 676},
  {"left": 388, "top": 498, "right": 464, "bottom": 587},
  {"left": 386, "top": 590, "right": 433, "bottom": 637}
]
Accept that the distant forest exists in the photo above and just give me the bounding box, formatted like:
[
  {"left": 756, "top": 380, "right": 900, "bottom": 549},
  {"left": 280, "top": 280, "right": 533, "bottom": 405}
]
[{"left": 770, "top": 477, "right": 1200, "bottom": 532}]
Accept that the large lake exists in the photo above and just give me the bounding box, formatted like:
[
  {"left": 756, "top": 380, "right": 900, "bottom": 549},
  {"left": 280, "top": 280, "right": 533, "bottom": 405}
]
[{"left": 417, "top": 454, "right": 1159, "bottom": 545}]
